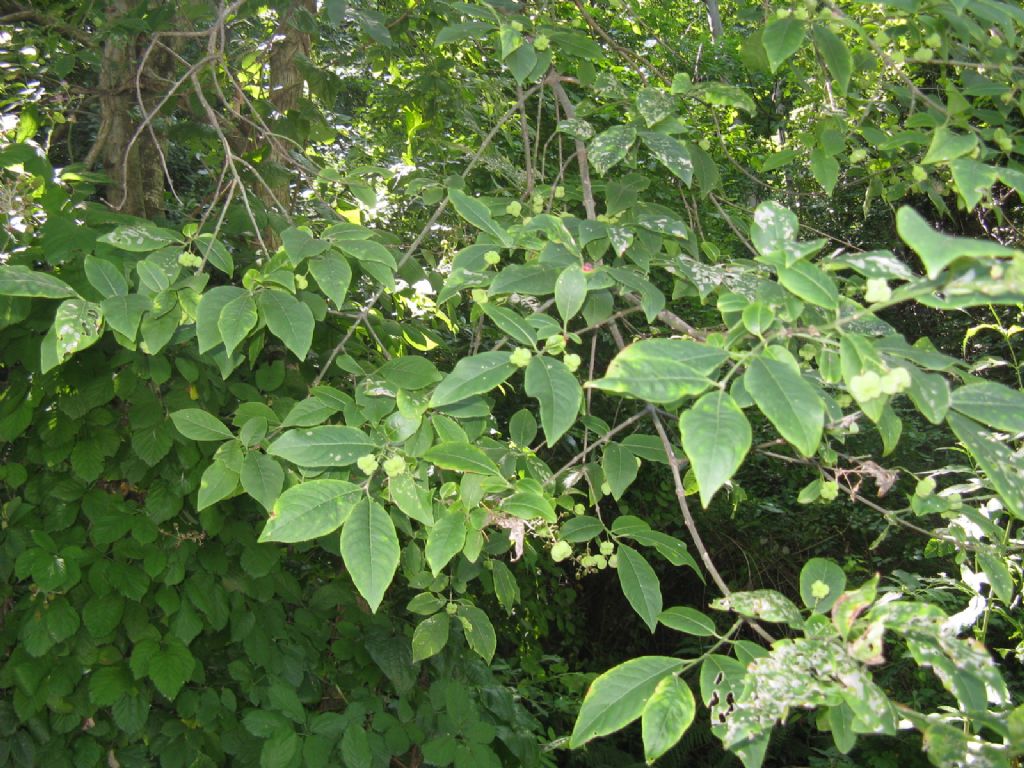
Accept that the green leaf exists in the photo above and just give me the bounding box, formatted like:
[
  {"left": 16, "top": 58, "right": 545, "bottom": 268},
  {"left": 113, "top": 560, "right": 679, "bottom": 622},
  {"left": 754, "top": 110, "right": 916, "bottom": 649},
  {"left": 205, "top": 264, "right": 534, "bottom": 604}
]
[
  {"left": 813, "top": 26, "right": 851, "bottom": 95},
  {"left": 148, "top": 638, "right": 195, "bottom": 700},
  {"left": 697, "top": 83, "right": 757, "bottom": 114},
  {"left": 424, "top": 442, "right": 502, "bottom": 476},
  {"left": 555, "top": 264, "right": 587, "bottom": 323},
  {"left": 84, "top": 256, "right": 127, "bottom": 298},
  {"left": 947, "top": 412, "right": 1024, "bottom": 517},
  {"left": 560, "top": 516, "right": 605, "bottom": 542},
  {"left": 170, "top": 409, "right": 234, "bottom": 441},
  {"left": 950, "top": 381, "right": 1024, "bottom": 432},
  {"left": 195, "top": 234, "right": 233, "bottom": 275},
  {"left": 457, "top": 605, "right": 497, "bottom": 664},
  {"left": 341, "top": 498, "right": 400, "bottom": 613},
  {"left": 922, "top": 126, "right": 977, "bottom": 165},
  {"left": 101, "top": 294, "right": 149, "bottom": 339},
  {"left": 602, "top": 442, "right": 640, "bottom": 500},
  {"left": 617, "top": 544, "right": 662, "bottom": 633},
  {"left": 679, "top": 391, "right": 752, "bottom": 507},
  {"left": 751, "top": 201, "right": 798, "bottom": 258},
  {"left": 98, "top": 223, "right": 181, "bottom": 252},
  {"left": 377, "top": 355, "right": 442, "bottom": 390},
  {"left": 777, "top": 260, "right": 839, "bottom": 309},
  {"left": 711, "top": 589, "right": 804, "bottom": 627},
  {"left": 658, "top": 607, "right": 716, "bottom": 636},
  {"left": 240, "top": 453, "right": 284, "bottom": 511},
  {"left": 429, "top": 351, "right": 517, "bottom": 408},
  {"left": 489, "top": 263, "right": 561, "bottom": 296},
  {"left": 41, "top": 298, "right": 104, "bottom": 373},
  {"left": 525, "top": 355, "right": 582, "bottom": 446},
  {"left": 640, "top": 131, "right": 693, "bottom": 185},
  {"left": 589, "top": 339, "right": 727, "bottom": 403},
  {"left": 745, "top": 356, "right": 824, "bottom": 457},
  {"left": 435, "top": 21, "right": 494, "bottom": 45},
  {"left": 502, "top": 490, "right": 556, "bottom": 522},
  {"left": 896, "top": 206, "right": 1017, "bottom": 279},
  {"left": 260, "top": 480, "right": 362, "bottom": 543},
  {"left": 268, "top": 426, "right": 375, "bottom": 467},
  {"left": 258, "top": 290, "right": 315, "bottom": 360},
  {"left": 799, "top": 558, "right": 847, "bottom": 613},
  {"left": 635, "top": 87, "right": 676, "bottom": 126},
  {"left": 447, "top": 188, "right": 511, "bottom": 245},
  {"left": 762, "top": 16, "right": 806, "bottom": 72},
  {"left": 90, "top": 666, "right": 132, "bottom": 707},
  {"left": 506, "top": 42, "right": 537, "bottom": 84},
  {"left": 308, "top": 250, "right": 352, "bottom": 308},
  {"left": 196, "top": 286, "right": 245, "bottom": 353},
  {"left": 588, "top": 125, "right": 637, "bottom": 176},
  {"left": 809, "top": 147, "right": 839, "bottom": 196},
  {"left": 198, "top": 459, "right": 239, "bottom": 511},
  {"left": 281, "top": 227, "right": 330, "bottom": 264},
  {"left": 426, "top": 511, "right": 467, "bottom": 575},
  {"left": 480, "top": 304, "right": 537, "bottom": 347},
  {"left": 412, "top": 613, "right": 450, "bottom": 662},
  {"left": 570, "top": 656, "right": 684, "bottom": 748},
  {"left": 218, "top": 293, "right": 258, "bottom": 355},
  {"left": 907, "top": 367, "right": 951, "bottom": 424},
  {"left": 950, "top": 158, "right": 997, "bottom": 211},
  {"left": 492, "top": 560, "right": 520, "bottom": 614},
  {"left": 389, "top": 473, "right": 434, "bottom": 525},
  {"left": 642, "top": 676, "right": 696, "bottom": 764}
]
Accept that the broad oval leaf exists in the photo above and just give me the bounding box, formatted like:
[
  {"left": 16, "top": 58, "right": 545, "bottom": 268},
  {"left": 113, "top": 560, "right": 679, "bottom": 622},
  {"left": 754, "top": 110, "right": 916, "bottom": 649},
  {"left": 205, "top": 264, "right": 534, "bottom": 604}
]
[
  {"left": 525, "top": 355, "right": 582, "bottom": 446},
  {"left": 799, "top": 557, "right": 847, "bottom": 613},
  {"left": 778, "top": 260, "right": 839, "bottom": 310},
  {"left": 745, "top": 356, "right": 823, "bottom": 457},
  {"left": 170, "top": 409, "right": 234, "bottom": 442},
  {"left": 268, "top": 426, "right": 375, "bottom": 467},
  {"left": 950, "top": 381, "right": 1024, "bottom": 433},
  {"left": 588, "top": 125, "right": 637, "bottom": 176},
  {"left": 429, "top": 351, "right": 517, "bottom": 408},
  {"left": 602, "top": 442, "right": 639, "bottom": 500},
  {"left": 589, "top": 339, "right": 727, "bottom": 404},
  {"left": 411, "top": 613, "right": 450, "bottom": 663},
  {"left": 257, "top": 290, "right": 315, "bottom": 360},
  {"left": 239, "top": 452, "right": 284, "bottom": 512},
  {"left": 555, "top": 264, "right": 587, "bottom": 324},
  {"left": 424, "top": 442, "right": 502, "bottom": 476},
  {"left": 569, "top": 656, "right": 684, "bottom": 748},
  {"left": 425, "top": 511, "right": 467, "bottom": 576},
  {"left": 640, "top": 131, "right": 693, "bottom": 185},
  {"left": 0, "top": 265, "right": 78, "bottom": 299},
  {"left": 218, "top": 292, "right": 257, "bottom": 355},
  {"left": 762, "top": 16, "right": 805, "bottom": 72},
  {"left": 340, "top": 498, "right": 400, "bottom": 613},
  {"left": 260, "top": 480, "right": 362, "bottom": 543},
  {"left": 679, "top": 391, "right": 752, "bottom": 507},
  {"left": 642, "top": 676, "right": 696, "bottom": 764},
  {"left": 658, "top": 606, "right": 717, "bottom": 636}
]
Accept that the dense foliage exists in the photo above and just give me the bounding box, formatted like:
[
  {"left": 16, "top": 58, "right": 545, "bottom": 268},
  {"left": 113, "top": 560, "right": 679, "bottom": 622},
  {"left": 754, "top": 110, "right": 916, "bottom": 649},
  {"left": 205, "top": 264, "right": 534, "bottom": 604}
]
[{"left": 1, "top": 0, "right": 1023, "bottom": 766}]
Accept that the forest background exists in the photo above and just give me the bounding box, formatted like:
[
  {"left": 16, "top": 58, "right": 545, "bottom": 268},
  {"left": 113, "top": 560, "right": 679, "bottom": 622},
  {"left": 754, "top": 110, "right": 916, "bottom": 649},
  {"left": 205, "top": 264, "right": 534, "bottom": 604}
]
[{"left": 0, "top": 0, "right": 1023, "bottom": 766}]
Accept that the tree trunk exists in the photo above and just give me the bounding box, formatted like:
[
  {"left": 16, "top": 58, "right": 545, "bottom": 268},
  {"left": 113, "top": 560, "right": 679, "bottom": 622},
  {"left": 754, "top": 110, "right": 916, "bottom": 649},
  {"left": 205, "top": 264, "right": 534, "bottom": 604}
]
[
  {"left": 704, "top": 0, "right": 723, "bottom": 41},
  {"left": 93, "top": 0, "right": 168, "bottom": 219}
]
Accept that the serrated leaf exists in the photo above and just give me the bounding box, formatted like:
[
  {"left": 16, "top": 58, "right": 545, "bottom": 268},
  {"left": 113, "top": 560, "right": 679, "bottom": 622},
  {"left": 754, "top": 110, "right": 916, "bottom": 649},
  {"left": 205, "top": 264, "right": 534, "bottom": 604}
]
[
  {"left": 260, "top": 480, "right": 362, "bottom": 543},
  {"left": 570, "top": 656, "right": 684, "bottom": 748},
  {"left": 642, "top": 676, "right": 696, "bottom": 764},
  {"left": 268, "top": 426, "right": 375, "bottom": 467},
  {"left": 341, "top": 498, "right": 400, "bottom": 613},
  {"left": 745, "top": 356, "right": 823, "bottom": 457},
  {"left": 589, "top": 125, "right": 637, "bottom": 176},
  {"left": 617, "top": 544, "right": 662, "bottom": 632},
  {"left": 429, "top": 351, "right": 517, "bottom": 408},
  {"left": 525, "top": 355, "right": 582, "bottom": 446},
  {"left": 679, "top": 391, "right": 752, "bottom": 507},
  {"left": 170, "top": 409, "right": 234, "bottom": 441},
  {"left": 148, "top": 638, "right": 195, "bottom": 700}
]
